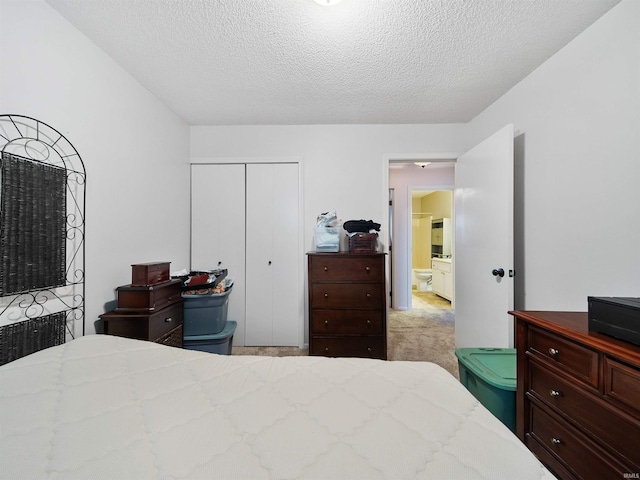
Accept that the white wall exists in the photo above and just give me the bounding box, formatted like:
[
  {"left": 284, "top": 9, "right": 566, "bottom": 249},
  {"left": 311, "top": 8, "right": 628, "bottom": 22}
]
[
  {"left": 191, "top": 125, "right": 465, "bottom": 251},
  {"left": 0, "top": 0, "right": 191, "bottom": 334},
  {"left": 467, "top": 0, "right": 640, "bottom": 311},
  {"left": 191, "top": 125, "right": 465, "bottom": 340},
  {"left": 389, "top": 164, "right": 455, "bottom": 310}
]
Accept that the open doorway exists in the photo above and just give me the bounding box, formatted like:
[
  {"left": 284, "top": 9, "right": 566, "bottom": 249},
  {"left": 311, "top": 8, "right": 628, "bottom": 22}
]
[{"left": 410, "top": 189, "right": 453, "bottom": 311}]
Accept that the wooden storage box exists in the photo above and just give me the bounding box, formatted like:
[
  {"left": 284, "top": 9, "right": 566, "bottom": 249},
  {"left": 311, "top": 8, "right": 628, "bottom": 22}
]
[
  {"left": 131, "top": 262, "right": 170, "bottom": 286},
  {"left": 348, "top": 233, "right": 377, "bottom": 253},
  {"left": 101, "top": 302, "right": 184, "bottom": 346},
  {"left": 116, "top": 278, "right": 182, "bottom": 312}
]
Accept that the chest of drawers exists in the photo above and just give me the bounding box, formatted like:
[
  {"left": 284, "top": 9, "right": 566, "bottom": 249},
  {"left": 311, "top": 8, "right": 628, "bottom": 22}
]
[
  {"left": 308, "top": 252, "right": 387, "bottom": 359},
  {"left": 101, "top": 278, "right": 184, "bottom": 348},
  {"left": 512, "top": 310, "right": 640, "bottom": 480}
]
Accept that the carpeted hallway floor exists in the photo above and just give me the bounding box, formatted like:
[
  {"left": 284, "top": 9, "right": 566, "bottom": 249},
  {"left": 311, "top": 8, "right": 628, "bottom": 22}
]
[{"left": 232, "top": 291, "right": 459, "bottom": 379}]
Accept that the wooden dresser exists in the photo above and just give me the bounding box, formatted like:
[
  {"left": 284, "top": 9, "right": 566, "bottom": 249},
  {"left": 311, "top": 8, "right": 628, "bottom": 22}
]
[
  {"left": 511, "top": 310, "right": 640, "bottom": 480},
  {"left": 307, "top": 252, "right": 387, "bottom": 360},
  {"left": 101, "top": 278, "right": 184, "bottom": 347}
]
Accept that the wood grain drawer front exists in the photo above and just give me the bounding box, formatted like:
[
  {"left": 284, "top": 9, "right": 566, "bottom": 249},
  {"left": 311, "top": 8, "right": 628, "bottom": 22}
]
[
  {"left": 311, "top": 336, "right": 385, "bottom": 359},
  {"left": 604, "top": 357, "right": 640, "bottom": 420},
  {"left": 529, "top": 362, "right": 640, "bottom": 466},
  {"left": 103, "top": 303, "right": 184, "bottom": 341},
  {"left": 148, "top": 303, "right": 184, "bottom": 341},
  {"left": 529, "top": 402, "right": 631, "bottom": 480},
  {"left": 156, "top": 324, "right": 183, "bottom": 347},
  {"left": 311, "top": 283, "right": 383, "bottom": 309},
  {"left": 528, "top": 326, "right": 599, "bottom": 387},
  {"left": 116, "top": 279, "right": 182, "bottom": 312},
  {"left": 308, "top": 255, "right": 383, "bottom": 282},
  {"left": 311, "top": 310, "right": 384, "bottom": 335}
]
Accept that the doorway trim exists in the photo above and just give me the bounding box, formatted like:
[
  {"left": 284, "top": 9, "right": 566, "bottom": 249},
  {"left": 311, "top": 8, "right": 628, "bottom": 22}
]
[{"left": 383, "top": 153, "right": 461, "bottom": 311}]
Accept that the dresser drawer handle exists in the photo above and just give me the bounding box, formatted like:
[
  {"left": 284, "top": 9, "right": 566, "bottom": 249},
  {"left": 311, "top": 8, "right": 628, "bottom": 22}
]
[
  {"left": 367, "top": 347, "right": 372, "bottom": 352},
  {"left": 323, "top": 266, "right": 328, "bottom": 272},
  {"left": 324, "top": 293, "right": 329, "bottom": 298},
  {"left": 324, "top": 320, "right": 329, "bottom": 325},
  {"left": 366, "top": 293, "right": 372, "bottom": 298},
  {"left": 551, "top": 437, "right": 562, "bottom": 445},
  {"left": 164, "top": 317, "right": 173, "bottom": 323},
  {"left": 548, "top": 347, "right": 559, "bottom": 356},
  {"left": 325, "top": 347, "right": 330, "bottom": 353},
  {"left": 549, "top": 389, "right": 561, "bottom": 397},
  {"left": 366, "top": 320, "right": 371, "bottom": 325},
  {"left": 365, "top": 266, "right": 371, "bottom": 272}
]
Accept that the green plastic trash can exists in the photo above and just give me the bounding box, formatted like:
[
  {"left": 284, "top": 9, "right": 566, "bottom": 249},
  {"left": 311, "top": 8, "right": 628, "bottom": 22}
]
[{"left": 455, "top": 347, "right": 516, "bottom": 432}]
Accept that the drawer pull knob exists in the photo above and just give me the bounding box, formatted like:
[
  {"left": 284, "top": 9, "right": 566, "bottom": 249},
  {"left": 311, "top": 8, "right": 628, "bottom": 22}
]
[
  {"left": 366, "top": 293, "right": 372, "bottom": 298},
  {"left": 366, "top": 320, "right": 371, "bottom": 325},
  {"left": 548, "top": 348, "right": 559, "bottom": 356},
  {"left": 324, "top": 293, "right": 329, "bottom": 298},
  {"left": 323, "top": 266, "right": 328, "bottom": 271},
  {"left": 324, "top": 320, "right": 329, "bottom": 325},
  {"left": 164, "top": 317, "right": 172, "bottom": 323},
  {"left": 367, "top": 347, "right": 372, "bottom": 352},
  {"left": 365, "top": 266, "right": 371, "bottom": 272},
  {"left": 549, "top": 389, "right": 561, "bottom": 397},
  {"left": 551, "top": 438, "right": 562, "bottom": 445},
  {"left": 325, "top": 347, "right": 329, "bottom": 352}
]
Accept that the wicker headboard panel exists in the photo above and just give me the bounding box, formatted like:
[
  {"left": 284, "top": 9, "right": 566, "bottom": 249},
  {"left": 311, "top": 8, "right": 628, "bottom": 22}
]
[
  {"left": 0, "top": 312, "right": 66, "bottom": 365},
  {"left": 0, "top": 115, "right": 86, "bottom": 357}
]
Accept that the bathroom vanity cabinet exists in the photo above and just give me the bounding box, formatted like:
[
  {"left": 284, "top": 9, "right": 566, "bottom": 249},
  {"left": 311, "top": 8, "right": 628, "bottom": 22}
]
[{"left": 431, "top": 258, "right": 453, "bottom": 301}]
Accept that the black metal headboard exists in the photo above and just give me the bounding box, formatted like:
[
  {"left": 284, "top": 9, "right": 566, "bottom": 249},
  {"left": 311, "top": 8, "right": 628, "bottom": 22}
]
[{"left": 0, "top": 115, "right": 85, "bottom": 363}]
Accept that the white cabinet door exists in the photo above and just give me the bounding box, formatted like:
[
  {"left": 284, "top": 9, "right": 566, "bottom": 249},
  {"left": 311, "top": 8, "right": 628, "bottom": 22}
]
[
  {"left": 191, "top": 164, "right": 246, "bottom": 344},
  {"left": 245, "top": 163, "right": 299, "bottom": 346}
]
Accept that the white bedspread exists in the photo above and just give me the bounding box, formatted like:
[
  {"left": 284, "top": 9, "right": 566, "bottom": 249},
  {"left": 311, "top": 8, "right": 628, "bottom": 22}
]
[{"left": 0, "top": 335, "right": 555, "bottom": 479}]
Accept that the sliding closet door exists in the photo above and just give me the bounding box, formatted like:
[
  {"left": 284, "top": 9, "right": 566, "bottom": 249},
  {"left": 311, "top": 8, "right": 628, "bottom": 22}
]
[
  {"left": 245, "top": 163, "right": 299, "bottom": 346},
  {"left": 191, "top": 164, "right": 246, "bottom": 344}
]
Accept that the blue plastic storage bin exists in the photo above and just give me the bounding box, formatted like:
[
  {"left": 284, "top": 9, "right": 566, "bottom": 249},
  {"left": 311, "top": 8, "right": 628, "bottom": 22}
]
[
  {"left": 455, "top": 347, "right": 517, "bottom": 432},
  {"left": 183, "top": 321, "right": 236, "bottom": 355},
  {"left": 182, "top": 286, "right": 232, "bottom": 335}
]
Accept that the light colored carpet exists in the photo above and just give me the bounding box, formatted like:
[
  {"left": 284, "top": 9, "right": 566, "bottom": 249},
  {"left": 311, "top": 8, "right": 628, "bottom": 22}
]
[{"left": 233, "top": 292, "right": 458, "bottom": 379}]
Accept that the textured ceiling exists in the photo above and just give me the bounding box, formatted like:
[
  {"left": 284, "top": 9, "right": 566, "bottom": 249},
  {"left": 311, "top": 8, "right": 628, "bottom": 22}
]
[{"left": 45, "top": 0, "right": 620, "bottom": 125}]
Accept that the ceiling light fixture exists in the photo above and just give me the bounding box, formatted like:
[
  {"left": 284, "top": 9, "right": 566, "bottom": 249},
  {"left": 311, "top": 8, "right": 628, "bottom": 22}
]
[
  {"left": 415, "top": 162, "right": 431, "bottom": 168},
  {"left": 314, "top": 0, "right": 343, "bottom": 5}
]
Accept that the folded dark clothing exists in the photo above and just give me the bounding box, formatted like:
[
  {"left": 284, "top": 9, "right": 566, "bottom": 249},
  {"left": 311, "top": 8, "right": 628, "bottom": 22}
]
[{"left": 343, "top": 219, "right": 381, "bottom": 233}]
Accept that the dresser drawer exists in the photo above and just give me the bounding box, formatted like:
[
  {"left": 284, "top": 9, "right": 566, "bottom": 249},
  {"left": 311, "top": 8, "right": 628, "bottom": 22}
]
[
  {"left": 156, "top": 324, "right": 183, "bottom": 348},
  {"left": 311, "top": 283, "right": 383, "bottom": 309},
  {"left": 311, "top": 336, "right": 385, "bottom": 359},
  {"left": 604, "top": 357, "right": 640, "bottom": 420},
  {"left": 310, "top": 310, "right": 384, "bottom": 335},
  {"left": 308, "top": 255, "right": 383, "bottom": 282},
  {"left": 102, "top": 303, "right": 184, "bottom": 342},
  {"left": 528, "top": 326, "right": 599, "bottom": 387},
  {"left": 529, "top": 361, "right": 640, "bottom": 466},
  {"left": 528, "top": 402, "right": 630, "bottom": 480},
  {"left": 116, "top": 279, "right": 183, "bottom": 313}
]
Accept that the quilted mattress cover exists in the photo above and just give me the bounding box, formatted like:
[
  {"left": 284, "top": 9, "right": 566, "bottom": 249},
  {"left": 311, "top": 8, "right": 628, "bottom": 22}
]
[{"left": 0, "top": 335, "right": 555, "bottom": 479}]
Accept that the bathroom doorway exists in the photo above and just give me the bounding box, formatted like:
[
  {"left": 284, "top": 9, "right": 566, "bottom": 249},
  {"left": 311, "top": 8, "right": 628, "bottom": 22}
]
[{"left": 411, "top": 189, "right": 453, "bottom": 311}]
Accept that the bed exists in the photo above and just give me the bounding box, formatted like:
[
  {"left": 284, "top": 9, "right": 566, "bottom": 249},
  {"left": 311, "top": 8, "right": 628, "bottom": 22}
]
[{"left": 0, "top": 335, "right": 555, "bottom": 479}]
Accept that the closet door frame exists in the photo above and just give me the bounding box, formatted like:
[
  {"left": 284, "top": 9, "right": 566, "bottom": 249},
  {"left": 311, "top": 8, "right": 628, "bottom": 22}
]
[{"left": 190, "top": 156, "right": 305, "bottom": 348}]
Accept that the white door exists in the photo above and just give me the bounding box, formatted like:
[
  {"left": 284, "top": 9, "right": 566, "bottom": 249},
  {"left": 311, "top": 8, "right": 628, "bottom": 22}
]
[
  {"left": 454, "top": 124, "right": 514, "bottom": 348},
  {"left": 191, "top": 164, "right": 247, "bottom": 344},
  {"left": 245, "top": 163, "right": 299, "bottom": 346}
]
